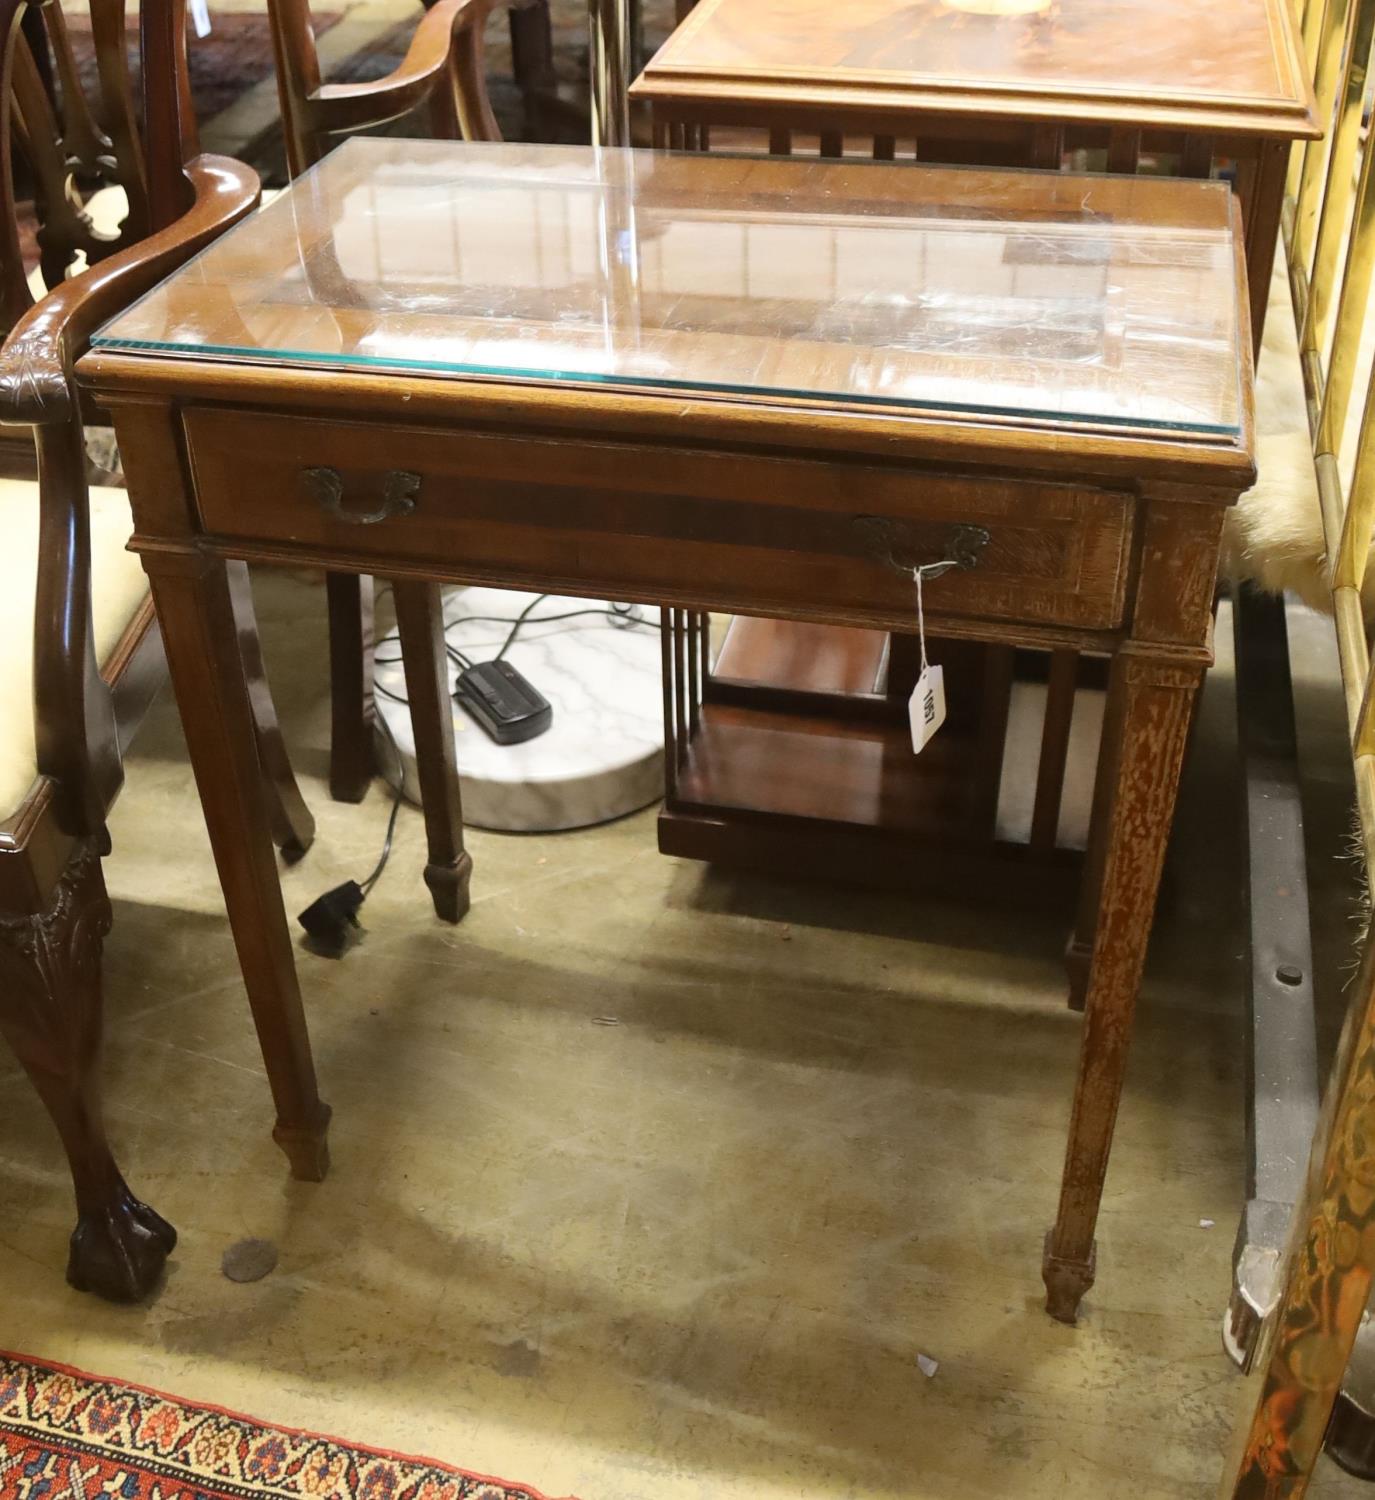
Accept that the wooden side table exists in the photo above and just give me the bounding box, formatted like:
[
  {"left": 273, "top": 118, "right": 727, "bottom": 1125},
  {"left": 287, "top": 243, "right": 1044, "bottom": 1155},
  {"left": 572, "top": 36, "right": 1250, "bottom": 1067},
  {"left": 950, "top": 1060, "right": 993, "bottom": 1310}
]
[
  {"left": 78, "top": 139, "right": 1254, "bottom": 1322},
  {"left": 632, "top": 0, "right": 1316, "bottom": 934},
  {"left": 635, "top": 0, "right": 1316, "bottom": 347}
]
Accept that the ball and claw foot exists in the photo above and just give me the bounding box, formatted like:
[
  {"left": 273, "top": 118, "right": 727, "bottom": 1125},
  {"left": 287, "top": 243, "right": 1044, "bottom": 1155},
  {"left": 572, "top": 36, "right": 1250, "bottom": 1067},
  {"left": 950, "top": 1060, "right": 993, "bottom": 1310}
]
[
  {"left": 66, "top": 1184, "right": 177, "bottom": 1302},
  {"left": 424, "top": 852, "right": 473, "bottom": 925},
  {"left": 273, "top": 1101, "right": 333, "bottom": 1183},
  {"left": 1042, "top": 1231, "right": 1096, "bottom": 1324}
]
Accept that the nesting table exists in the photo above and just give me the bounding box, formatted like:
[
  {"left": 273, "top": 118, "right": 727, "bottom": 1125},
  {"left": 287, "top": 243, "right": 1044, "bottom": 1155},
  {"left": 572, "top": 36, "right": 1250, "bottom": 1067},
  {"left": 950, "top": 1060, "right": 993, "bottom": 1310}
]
[
  {"left": 81, "top": 139, "right": 1254, "bottom": 1322},
  {"left": 634, "top": 0, "right": 1317, "bottom": 345},
  {"left": 631, "top": 0, "right": 1314, "bottom": 918}
]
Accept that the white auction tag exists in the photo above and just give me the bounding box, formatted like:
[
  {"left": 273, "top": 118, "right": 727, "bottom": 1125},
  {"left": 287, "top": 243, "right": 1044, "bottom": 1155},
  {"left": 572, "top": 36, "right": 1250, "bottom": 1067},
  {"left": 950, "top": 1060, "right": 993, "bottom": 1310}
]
[
  {"left": 189, "top": 0, "right": 212, "bottom": 39},
  {"left": 908, "top": 663, "right": 946, "bottom": 754}
]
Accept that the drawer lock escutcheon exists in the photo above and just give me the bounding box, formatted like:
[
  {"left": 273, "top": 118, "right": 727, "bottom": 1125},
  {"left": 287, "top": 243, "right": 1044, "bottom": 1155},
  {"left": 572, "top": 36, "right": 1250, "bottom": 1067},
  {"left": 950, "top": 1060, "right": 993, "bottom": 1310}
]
[
  {"left": 303, "top": 466, "right": 421, "bottom": 524},
  {"left": 856, "top": 517, "right": 991, "bottom": 579}
]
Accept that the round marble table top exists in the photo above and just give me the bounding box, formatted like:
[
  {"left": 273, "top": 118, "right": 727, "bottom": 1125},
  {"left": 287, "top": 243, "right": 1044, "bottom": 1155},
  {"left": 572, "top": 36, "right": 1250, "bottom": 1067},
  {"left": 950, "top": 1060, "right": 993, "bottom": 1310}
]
[{"left": 374, "top": 588, "right": 665, "bottom": 832}]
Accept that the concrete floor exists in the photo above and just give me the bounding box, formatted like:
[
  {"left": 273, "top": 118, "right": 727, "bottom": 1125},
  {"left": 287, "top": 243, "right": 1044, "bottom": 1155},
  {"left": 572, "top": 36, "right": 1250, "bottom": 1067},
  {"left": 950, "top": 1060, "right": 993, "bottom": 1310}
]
[
  {"left": 0, "top": 571, "right": 1368, "bottom": 1500},
  {"left": 7, "top": 3, "right": 1369, "bottom": 1492}
]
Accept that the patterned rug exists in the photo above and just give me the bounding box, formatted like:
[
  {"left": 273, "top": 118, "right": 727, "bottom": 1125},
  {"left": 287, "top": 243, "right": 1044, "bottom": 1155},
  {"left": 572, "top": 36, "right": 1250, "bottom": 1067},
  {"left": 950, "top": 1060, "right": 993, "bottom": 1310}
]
[{"left": 0, "top": 1352, "right": 572, "bottom": 1500}]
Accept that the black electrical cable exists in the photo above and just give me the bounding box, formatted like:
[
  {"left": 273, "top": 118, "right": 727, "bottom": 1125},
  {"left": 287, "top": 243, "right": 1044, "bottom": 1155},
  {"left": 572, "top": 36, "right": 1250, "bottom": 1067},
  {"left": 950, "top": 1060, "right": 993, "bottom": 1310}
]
[
  {"left": 493, "top": 592, "right": 552, "bottom": 661},
  {"left": 374, "top": 646, "right": 476, "bottom": 675},
  {"left": 359, "top": 710, "right": 405, "bottom": 896},
  {"left": 493, "top": 599, "right": 643, "bottom": 659},
  {"left": 322, "top": 595, "right": 653, "bottom": 937},
  {"left": 296, "top": 710, "right": 408, "bottom": 954},
  {"left": 436, "top": 606, "right": 642, "bottom": 634},
  {"left": 372, "top": 598, "right": 649, "bottom": 711},
  {"left": 303, "top": 594, "right": 656, "bottom": 956}
]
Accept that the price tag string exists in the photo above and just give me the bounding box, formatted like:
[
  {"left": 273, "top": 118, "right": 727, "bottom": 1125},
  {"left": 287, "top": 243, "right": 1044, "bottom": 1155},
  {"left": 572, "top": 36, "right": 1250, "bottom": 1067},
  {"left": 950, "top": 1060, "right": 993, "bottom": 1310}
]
[
  {"left": 907, "top": 563, "right": 949, "bottom": 755},
  {"left": 912, "top": 562, "right": 945, "bottom": 673}
]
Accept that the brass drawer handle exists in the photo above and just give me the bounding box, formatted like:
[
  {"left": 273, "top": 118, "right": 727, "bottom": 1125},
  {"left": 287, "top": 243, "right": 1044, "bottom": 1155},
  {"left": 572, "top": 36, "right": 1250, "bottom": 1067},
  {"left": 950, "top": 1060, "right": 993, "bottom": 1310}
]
[
  {"left": 855, "top": 517, "right": 991, "bottom": 578},
  {"left": 302, "top": 466, "right": 421, "bottom": 524}
]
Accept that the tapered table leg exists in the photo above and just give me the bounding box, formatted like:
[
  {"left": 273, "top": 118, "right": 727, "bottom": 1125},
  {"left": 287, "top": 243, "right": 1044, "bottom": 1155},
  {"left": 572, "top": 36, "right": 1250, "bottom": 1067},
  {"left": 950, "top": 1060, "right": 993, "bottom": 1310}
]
[
  {"left": 327, "top": 572, "right": 374, "bottom": 804},
  {"left": 145, "top": 550, "right": 331, "bottom": 1182},
  {"left": 392, "top": 580, "right": 472, "bottom": 924},
  {"left": 225, "top": 560, "right": 316, "bottom": 864},
  {"left": 1043, "top": 646, "right": 1204, "bottom": 1323},
  {"left": 1064, "top": 659, "right": 1127, "bottom": 1013}
]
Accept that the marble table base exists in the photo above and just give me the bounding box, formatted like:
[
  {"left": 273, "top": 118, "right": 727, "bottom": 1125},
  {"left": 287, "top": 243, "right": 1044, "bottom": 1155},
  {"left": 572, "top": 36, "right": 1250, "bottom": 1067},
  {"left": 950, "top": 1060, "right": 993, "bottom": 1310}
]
[{"left": 374, "top": 588, "right": 665, "bottom": 832}]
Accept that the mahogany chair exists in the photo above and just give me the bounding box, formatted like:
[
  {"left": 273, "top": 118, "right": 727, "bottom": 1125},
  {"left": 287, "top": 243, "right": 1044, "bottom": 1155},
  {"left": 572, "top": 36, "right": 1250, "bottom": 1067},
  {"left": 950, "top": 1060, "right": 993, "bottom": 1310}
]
[
  {"left": 265, "top": 0, "right": 528, "bottom": 804},
  {"left": 0, "top": 0, "right": 317, "bottom": 1301},
  {"left": 0, "top": 3, "right": 131, "bottom": 479}
]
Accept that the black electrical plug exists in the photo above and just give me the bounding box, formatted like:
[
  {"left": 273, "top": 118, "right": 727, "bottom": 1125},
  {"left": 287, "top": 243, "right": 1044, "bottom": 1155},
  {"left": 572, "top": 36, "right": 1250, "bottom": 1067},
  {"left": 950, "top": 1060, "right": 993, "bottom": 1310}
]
[{"left": 297, "top": 880, "right": 366, "bottom": 958}]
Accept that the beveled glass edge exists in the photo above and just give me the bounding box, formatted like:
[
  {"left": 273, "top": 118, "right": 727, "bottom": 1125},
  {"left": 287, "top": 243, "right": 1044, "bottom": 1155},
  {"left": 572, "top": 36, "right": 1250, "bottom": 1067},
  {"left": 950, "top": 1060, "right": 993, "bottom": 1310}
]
[{"left": 85, "top": 334, "right": 1244, "bottom": 440}]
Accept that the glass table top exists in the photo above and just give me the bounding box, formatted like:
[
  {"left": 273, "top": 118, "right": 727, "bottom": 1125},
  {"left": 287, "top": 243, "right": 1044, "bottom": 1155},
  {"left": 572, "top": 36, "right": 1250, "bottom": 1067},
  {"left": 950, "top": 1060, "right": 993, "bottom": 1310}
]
[{"left": 93, "top": 139, "right": 1245, "bottom": 437}]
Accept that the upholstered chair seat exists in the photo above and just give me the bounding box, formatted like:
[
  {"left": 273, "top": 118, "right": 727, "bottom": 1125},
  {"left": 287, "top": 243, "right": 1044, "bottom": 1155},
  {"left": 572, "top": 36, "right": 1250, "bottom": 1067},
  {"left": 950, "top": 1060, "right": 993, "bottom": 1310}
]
[{"left": 0, "top": 478, "right": 147, "bottom": 815}]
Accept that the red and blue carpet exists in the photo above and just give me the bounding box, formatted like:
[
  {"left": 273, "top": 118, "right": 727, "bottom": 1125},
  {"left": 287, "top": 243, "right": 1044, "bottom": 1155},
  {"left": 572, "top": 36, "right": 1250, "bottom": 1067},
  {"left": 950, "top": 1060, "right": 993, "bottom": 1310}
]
[{"left": 0, "top": 1352, "right": 570, "bottom": 1499}]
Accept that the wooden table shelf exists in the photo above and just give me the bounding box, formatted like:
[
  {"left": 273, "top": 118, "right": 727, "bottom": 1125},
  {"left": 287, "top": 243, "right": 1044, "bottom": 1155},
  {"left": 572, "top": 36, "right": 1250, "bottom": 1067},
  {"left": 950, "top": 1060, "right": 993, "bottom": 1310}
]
[{"left": 664, "top": 618, "right": 1090, "bottom": 903}]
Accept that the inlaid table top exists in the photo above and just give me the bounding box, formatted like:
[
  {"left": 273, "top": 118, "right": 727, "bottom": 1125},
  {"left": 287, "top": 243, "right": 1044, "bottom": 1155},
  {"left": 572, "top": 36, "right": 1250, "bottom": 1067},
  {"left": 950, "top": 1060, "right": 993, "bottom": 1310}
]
[
  {"left": 630, "top": 0, "right": 1318, "bottom": 140},
  {"left": 93, "top": 138, "right": 1246, "bottom": 441}
]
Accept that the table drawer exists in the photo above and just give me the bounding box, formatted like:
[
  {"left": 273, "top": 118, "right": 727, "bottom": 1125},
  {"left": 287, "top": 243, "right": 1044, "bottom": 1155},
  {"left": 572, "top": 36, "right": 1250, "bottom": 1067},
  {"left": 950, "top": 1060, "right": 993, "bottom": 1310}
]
[{"left": 184, "top": 408, "right": 1134, "bottom": 632}]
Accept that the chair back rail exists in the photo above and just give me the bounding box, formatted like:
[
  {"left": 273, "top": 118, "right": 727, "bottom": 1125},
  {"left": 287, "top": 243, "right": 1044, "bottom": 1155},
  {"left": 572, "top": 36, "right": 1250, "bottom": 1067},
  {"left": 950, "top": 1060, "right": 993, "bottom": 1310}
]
[
  {"left": 267, "top": 0, "right": 501, "bottom": 177},
  {"left": 36, "top": 1, "right": 118, "bottom": 190},
  {"left": 140, "top": 0, "right": 199, "bottom": 229},
  {"left": 4, "top": 0, "right": 154, "bottom": 319},
  {"left": 85, "top": 0, "right": 147, "bottom": 240},
  {"left": 266, "top": 0, "right": 322, "bottom": 176},
  {"left": 12, "top": 37, "right": 117, "bottom": 294}
]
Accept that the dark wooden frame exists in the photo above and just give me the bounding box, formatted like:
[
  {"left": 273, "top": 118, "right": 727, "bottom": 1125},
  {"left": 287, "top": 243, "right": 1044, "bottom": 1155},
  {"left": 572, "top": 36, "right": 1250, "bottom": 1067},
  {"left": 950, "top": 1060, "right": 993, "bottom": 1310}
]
[{"left": 0, "top": 0, "right": 319, "bottom": 1302}]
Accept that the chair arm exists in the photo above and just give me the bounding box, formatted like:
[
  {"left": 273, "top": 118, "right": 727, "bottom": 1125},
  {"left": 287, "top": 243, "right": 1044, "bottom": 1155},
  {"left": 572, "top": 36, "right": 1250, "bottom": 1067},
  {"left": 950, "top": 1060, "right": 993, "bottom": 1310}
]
[
  {"left": 0, "top": 154, "right": 259, "bottom": 427},
  {"left": 307, "top": 0, "right": 499, "bottom": 135},
  {"left": 13, "top": 154, "right": 257, "bottom": 838}
]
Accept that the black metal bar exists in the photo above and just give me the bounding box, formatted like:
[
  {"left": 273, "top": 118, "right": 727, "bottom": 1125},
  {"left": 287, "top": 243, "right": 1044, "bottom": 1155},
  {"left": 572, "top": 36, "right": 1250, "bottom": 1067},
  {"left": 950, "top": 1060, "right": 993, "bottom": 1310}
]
[{"left": 1225, "top": 584, "right": 1322, "bottom": 1372}]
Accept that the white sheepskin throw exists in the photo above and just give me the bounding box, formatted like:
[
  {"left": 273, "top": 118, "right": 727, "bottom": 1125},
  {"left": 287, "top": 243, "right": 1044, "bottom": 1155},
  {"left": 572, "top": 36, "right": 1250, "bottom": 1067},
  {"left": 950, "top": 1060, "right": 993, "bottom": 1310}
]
[
  {"left": 1216, "top": 258, "right": 1359, "bottom": 616},
  {"left": 1219, "top": 430, "right": 1334, "bottom": 614}
]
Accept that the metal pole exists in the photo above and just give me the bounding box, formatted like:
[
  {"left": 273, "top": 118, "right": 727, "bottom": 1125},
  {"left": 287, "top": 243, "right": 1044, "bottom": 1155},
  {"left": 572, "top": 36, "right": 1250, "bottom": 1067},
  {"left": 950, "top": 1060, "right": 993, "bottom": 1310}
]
[
  {"left": 588, "top": 0, "right": 631, "bottom": 147},
  {"left": 1224, "top": 586, "right": 1321, "bottom": 1374}
]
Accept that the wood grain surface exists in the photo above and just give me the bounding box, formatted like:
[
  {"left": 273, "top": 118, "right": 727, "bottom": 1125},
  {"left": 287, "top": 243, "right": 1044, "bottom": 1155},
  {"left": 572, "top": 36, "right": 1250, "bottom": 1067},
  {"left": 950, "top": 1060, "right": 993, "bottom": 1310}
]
[{"left": 634, "top": 0, "right": 1317, "bottom": 138}]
